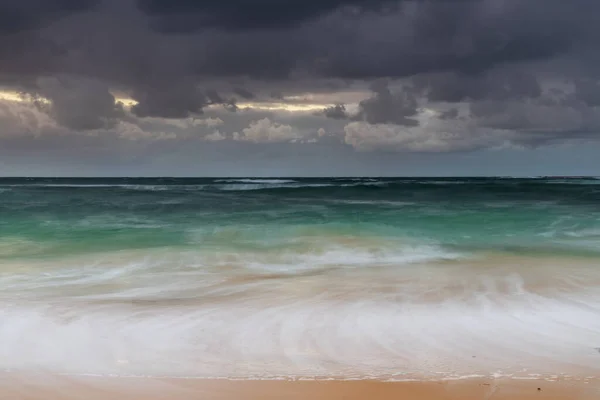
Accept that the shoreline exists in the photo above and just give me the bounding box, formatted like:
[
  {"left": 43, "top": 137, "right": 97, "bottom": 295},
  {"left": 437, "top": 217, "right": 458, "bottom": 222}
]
[{"left": 1, "top": 374, "right": 599, "bottom": 400}]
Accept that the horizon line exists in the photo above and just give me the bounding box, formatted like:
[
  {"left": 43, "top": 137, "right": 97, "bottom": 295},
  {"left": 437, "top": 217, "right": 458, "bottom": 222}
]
[{"left": 0, "top": 175, "right": 597, "bottom": 179}]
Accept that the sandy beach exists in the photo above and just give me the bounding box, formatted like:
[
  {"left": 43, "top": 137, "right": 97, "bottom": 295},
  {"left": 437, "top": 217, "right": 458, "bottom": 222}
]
[{"left": 1, "top": 374, "right": 599, "bottom": 400}]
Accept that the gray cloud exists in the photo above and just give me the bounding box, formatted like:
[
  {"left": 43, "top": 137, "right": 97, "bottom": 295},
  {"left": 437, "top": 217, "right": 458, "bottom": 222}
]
[
  {"left": 471, "top": 97, "right": 600, "bottom": 138},
  {"left": 354, "top": 80, "right": 419, "bottom": 126},
  {"left": 321, "top": 104, "right": 350, "bottom": 120},
  {"left": 33, "top": 76, "right": 124, "bottom": 130},
  {"left": 412, "top": 69, "right": 542, "bottom": 103},
  {"left": 574, "top": 78, "right": 600, "bottom": 107},
  {"left": 233, "top": 87, "right": 255, "bottom": 100},
  {"left": 439, "top": 108, "right": 460, "bottom": 120},
  {"left": 131, "top": 81, "right": 207, "bottom": 119},
  {"left": 312, "top": 0, "right": 592, "bottom": 80},
  {"left": 321, "top": 80, "right": 419, "bottom": 126}
]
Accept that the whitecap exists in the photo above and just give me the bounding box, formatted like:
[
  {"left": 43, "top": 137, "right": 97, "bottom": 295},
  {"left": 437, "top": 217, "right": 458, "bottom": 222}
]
[{"left": 214, "top": 179, "right": 298, "bottom": 184}]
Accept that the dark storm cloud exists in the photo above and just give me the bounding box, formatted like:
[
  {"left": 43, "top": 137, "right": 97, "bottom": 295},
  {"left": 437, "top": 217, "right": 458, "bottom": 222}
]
[
  {"left": 439, "top": 108, "right": 460, "bottom": 120},
  {"left": 3, "top": 0, "right": 593, "bottom": 82},
  {"left": 233, "top": 88, "right": 255, "bottom": 100},
  {"left": 411, "top": 69, "right": 542, "bottom": 103},
  {"left": 0, "top": 0, "right": 98, "bottom": 33},
  {"left": 574, "top": 79, "right": 600, "bottom": 107},
  {"left": 321, "top": 80, "right": 418, "bottom": 126},
  {"left": 0, "top": 0, "right": 599, "bottom": 140},
  {"left": 355, "top": 80, "right": 418, "bottom": 126},
  {"left": 136, "top": 0, "right": 396, "bottom": 32},
  {"left": 321, "top": 104, "right": 350, "bottom": 120},
  {"left": 33, "top": 76, "right": 124, "bottom": 130},
  {"left": 131, "top": 81, "right": 208, "bottom": 119},
  {"left": 205, "top": 90, "right": 224, "bottom": 104},
  {"left": 129, "top": 0, "right": 595, "bottom": 82},
  {"left": 313, "top": 0, "right": 592, "bottom": 80}
]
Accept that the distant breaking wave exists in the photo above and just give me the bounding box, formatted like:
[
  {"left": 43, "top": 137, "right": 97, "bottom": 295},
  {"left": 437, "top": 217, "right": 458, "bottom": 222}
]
[
  {"left": 217, "top": 183, "right": 336, "bottom": 191},
  {"left": 214, "top": 179, "right": 298, "bottom": 184},
  {"left": 1, "top": 177, "right": 600, "bottom": 195}
]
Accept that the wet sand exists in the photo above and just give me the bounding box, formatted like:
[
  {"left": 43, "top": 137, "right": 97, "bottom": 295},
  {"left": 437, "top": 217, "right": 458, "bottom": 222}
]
[{"left": 1, "top": 375, "right": 599, "bottom": 400}]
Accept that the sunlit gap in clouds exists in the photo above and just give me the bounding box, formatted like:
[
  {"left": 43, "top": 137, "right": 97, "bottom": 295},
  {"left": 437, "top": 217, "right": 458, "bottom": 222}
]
[{"left": 0, "top": 89, "right": 354, "bottom": 114}]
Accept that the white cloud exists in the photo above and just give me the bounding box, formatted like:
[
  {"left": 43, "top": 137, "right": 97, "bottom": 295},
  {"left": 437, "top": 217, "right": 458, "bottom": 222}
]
[
  {"left": 343, "top": 117, "right": 515, "bottom": 152},
  {"left": 0, "top": 100, "right": 61, "bottom": 137},
  {"left": 0, "top": 99, "right": 179, "bottom": 145},
  {"left": 114, "top": 121, "right": 176, "bottom": 141},
  {"left": 204, "top": 130, "right": 226, "bottom": 141},
  {"left": 235, "top": 118, "right": 302, "bottom": 143},
  {"left": 193, "top": 117, "right": 224, "bottom": 127},
  {"left": 159, "top": 117, "right": 224, "bottom": 129}
]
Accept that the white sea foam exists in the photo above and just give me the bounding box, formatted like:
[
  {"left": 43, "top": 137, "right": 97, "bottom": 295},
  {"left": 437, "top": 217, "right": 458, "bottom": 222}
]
[
  {"left": 1, "top": 284, "right": 600, "bottom": 379},
  {"left": 2, "top": 179, "right": 599, "bottom": 380},
  {"left": 0, "top": 184, "right": 208, "bottom": 191},
  {"left": 1, "top": 250, "right": 600, "bottom": 379},
  {"left": 565, "top": 228, "right": 600, "bottom": 238},
  {"left": 217, "top": 183, "right": 334, "bottom": 191},
  {"left": 0, "top": 242, "right": 462, "bottom": 297},
  {"left": 330, "top": 199, "right": 416, "bottom": 206},
  {"left": 215, "top": 179, "right": 298, "bottom": 184},
  {"left": 216, "top": 181, "right": 390, "bottom": 191},
  {"left": 237, "top": 245, "right": 461, "bottom": 275},
  {"left": 0, "top": 184, "right": 120, "bottom": 188},
  {"left": 76, "top": 215, "right": 167, "bottom": 229}
]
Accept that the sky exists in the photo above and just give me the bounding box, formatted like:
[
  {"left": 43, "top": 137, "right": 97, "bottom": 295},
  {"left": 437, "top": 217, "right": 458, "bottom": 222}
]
[{"left": 0, "top": 0, "right": 599, "bottom": 176}]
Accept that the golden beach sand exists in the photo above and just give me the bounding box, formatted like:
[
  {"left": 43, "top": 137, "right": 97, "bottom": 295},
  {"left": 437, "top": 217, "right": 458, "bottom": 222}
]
[{"left": 1, "top": 374, "right": 599, "bottom": 400}]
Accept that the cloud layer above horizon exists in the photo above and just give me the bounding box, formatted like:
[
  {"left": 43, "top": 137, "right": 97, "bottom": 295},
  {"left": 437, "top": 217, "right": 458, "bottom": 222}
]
[{"left": 1, "top": 0, "right": 600, "bottom": 175}]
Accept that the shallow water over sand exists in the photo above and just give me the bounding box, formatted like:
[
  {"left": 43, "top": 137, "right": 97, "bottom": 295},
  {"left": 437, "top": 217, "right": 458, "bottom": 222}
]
[{"left": 1, "top": 251, "right": 600, "bottom": 379}]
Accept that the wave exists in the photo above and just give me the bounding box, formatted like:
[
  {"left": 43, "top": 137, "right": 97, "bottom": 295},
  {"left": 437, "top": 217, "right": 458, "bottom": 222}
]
[
  {"left": 330, "top": 200, "right": 416, "bottom": 206},
  {"left": 215, "top": 179, "right": 298, "bottom": 184},
  {"left": 1, "top": 278, "right": 600, "bottom": 378},
  {"left": 0, "top": 241, "right": 462, "bottom": 292},
  {"left": 3, "top": 178, "right": 600, "bottom": 195},
  {"left": 121, "top": 185, "right": 207, "bottom": 192},
  {"left": 0, "top": 182, "right": 384, "bottom": 193},
  {"left": 239, "top": 245, "right": 461, "bottom": 275},
  {"left": 0, "top": 184, "right": 210, "bottom": 192},
  {"left": 0, "top": 184, "right": 121, "bottom": 188},
  {"left": 216, "top": 181, "right": 389, "bottom": 192},
  {"left": 1, "top": 248, "right": 600, "bottom": 378},
  {"left": 564, "top": 228, "right": 600, "bottom": 238},
  {"left": 0, "top": 182, "right": 332, "bottom": 192},
  {"left": 217, "top": 183, "right": 335, "bottom": 191}
]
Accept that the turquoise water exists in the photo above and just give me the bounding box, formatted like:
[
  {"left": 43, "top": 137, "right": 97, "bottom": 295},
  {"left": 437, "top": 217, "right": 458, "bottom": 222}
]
[
  {"left": 2, "top": 177, "right": 600, "bottom": 260},
  {"left": 1, "top": 177, "right": 600, "bottom": 379}
]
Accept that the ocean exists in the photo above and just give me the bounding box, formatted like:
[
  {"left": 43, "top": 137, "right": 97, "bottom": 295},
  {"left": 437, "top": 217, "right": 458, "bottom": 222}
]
[{"left": 1, "top": 177, "right": 600, "bottom": 380}]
